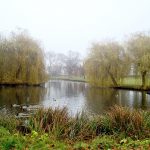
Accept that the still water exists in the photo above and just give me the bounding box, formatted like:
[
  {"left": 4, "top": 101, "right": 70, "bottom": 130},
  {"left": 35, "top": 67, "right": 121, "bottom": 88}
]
[{"left": 0, "top": 80, "right": 150, "bottom": 115}]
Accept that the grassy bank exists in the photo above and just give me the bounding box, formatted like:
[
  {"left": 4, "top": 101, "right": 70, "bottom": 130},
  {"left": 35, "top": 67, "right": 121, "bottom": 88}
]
[
  {"left": 50, "top": 76, "right": 87, "bottom": 83},
  {"left": 0, "top": 106, "right": 150, "bottom": 149},
  {"left": 118, "top": 76, "right": 150, "bottom": 90},
  {"left": 50, "top": 76, "right": 150, "bottom": 90}
]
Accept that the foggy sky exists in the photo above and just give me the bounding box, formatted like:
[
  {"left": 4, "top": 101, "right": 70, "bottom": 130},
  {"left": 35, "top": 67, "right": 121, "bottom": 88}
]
[{"left": 0, "top": 0, "right": 150, "bottom": 57}]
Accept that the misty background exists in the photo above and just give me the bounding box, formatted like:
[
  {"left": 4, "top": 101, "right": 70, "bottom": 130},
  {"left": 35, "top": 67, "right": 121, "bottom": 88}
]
[{"left": 0, "top": 0, "right": 150, "bottom": 57}]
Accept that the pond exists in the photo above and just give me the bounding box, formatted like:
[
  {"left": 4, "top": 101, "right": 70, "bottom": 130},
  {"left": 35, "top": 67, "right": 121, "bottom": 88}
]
[{"left": 0, "top": 80, "right": 150, "bottom": 116}]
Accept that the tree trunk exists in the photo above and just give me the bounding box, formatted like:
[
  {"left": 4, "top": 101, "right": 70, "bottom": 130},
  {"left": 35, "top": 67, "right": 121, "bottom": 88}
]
[
  {"left": 108, "top": 71, "right": 118, "bottom": 87},
  {"left": 16, "top": 65, "right": 21, "bottom": 79},
  {"left": 141, "top": 71, "right": 147, "bottom": 88}
]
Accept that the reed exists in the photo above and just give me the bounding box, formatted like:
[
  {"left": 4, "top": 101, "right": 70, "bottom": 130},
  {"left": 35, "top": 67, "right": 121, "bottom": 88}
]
[
  {"left": 28, "top": 105, "right": 150, "bottom": 140},
  {"left": 0, "top": 105, "right": 149, "bottom": 141},
  {"left": 107, "top": 105, "right": 149, "bottom": 138}
]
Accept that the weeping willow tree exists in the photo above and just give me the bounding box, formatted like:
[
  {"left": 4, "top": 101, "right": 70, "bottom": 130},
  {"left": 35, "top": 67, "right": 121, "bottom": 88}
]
[
  {"left": 127, "top": 33, "right": 150, "bottom": 88},
  {"left": 0, "top": 31, "right": 47, "bottom": 85},
  {"left": 84, "top": 41, "right": 129, "bottom": 87}
]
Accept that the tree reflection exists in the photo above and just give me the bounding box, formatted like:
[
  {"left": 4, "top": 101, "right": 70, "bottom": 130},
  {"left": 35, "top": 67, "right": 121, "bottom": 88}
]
[
  {"left": 85, "top": 87, "right": 118, "bottom": 114},
  {"left": 85, "top": 87, "right": 150, "bottom": 115},
  {"left": 141, "top": 91, "right": 147, "bottom": 109},
  {"left": 0, "top": 86, "right": 46, "bottom": 108}
]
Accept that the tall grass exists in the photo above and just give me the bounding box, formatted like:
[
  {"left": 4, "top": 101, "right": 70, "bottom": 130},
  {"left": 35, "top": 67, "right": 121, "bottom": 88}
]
[
  {"left": 0, "top": 106, "right": 149, "bottom": 141},
  {"left": 0, "top": 106, "right": 150, "bottom": 149},
  {"left": 29, "top": 108, "right": 95, "bottom": 140},
  {"left": 107, "top": 106, "right": 145, "bottom": 138},
  {"left": 28, "top": 106, "right": 150, "bottom": 140}
]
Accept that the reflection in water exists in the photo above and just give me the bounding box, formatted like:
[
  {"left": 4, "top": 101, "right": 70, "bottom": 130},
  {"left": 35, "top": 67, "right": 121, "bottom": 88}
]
[
  {"left": 85, "top": 89, "right": 150, "bottom": 114},
  {"left": 0, "top": 80, "right": 150, "bottom": 115},
  {"left": 85, "top": 88, "right": 118, "bottom": 114},
  {"left": 43, "top": 81, "right": 87, "bottom": 116},
  {"left": 141, "top": 92, "right": 147, "bottom": 109},
  {"left": 0, "top": 86, "right": 46, "bottom": 109}
]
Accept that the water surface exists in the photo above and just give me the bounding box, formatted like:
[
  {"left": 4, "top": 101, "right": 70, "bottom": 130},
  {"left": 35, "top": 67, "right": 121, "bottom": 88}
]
[{"left": 0, "top": 80, "right": 150, "bottom": 115}]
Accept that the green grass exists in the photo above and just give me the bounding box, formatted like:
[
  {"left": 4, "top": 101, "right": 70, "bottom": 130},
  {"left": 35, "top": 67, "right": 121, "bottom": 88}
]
[
  {"left": 50, "top": 75, "right": 86, "bottom": 82},
  {"left": 0, "top": 106, "right": 150, "bottom": 149},
  {"left": 120, "top": 76, "right": 150, "bottom": 86},
  {"left": 121, "top": 76, "right": 142, "bottom": 86},
  {"left": 52, "top": 75, "right": 150, "bottom": 90},
  {"left": 0, "top": 128, "right": 150, "bottom": 150},
  {"left": 116, "top": 76, "right": 150, "bottom": 90}
]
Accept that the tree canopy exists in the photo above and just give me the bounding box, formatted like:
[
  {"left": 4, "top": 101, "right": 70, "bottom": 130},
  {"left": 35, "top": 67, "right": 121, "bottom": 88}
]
[
  {"left": 84, "top": 41, "right": 129, "bottom": 87},
  {"left": 0, "top": 31, "right": 47, "bottom": 85},
  {"left": 84, "top": 32, "right": 150, "bottom": 89},
  {"left": 127, "top": 33, "right": 150, "bottom": 88}
]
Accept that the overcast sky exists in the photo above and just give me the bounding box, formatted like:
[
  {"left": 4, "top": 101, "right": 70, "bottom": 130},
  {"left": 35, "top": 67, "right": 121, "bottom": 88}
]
[{"left": 0, "top": 0, "right": 150, "bottom": 57}]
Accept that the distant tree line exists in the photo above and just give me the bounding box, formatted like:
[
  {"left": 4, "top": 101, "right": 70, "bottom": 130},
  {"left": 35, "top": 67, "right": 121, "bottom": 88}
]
[
  {"left": 84, "top": 32, "right": 150, "bottom": 89},
  {"left": 46, "top": 50, "right": 84, "bottom": 77},
  {"left": 0, "top": 31, "right": 47, "bottom": 85}
]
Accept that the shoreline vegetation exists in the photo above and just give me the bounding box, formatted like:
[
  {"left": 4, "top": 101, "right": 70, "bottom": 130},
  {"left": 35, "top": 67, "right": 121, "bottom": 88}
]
[
  {"left": 50, "top": 76, "right": 87, "bottom": 83},
  {"left": 1, "top": 76, "right": 150, "bottom": 91},
  {"left": 0, "top": 81, "right": 46, "bottom": 86},
  {"left": 0, "top": 105, "right": 150, "bottom": 149},
  {"left": 50, "top": 76, "right": 150, "bottom": 91},
  {"left": 84, "top": 33, "right": 150, "bottom": 91},
  {"left": 113, "top": 85, "right": 150, "bottom": 91}
]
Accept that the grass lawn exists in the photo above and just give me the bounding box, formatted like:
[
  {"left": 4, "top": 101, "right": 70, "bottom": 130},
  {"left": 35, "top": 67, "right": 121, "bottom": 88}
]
[
  {"left": 50, "top": 75, "right": 86, "bottom": 82},
  {"left": 120, "top": 76, "right": 150, "bottom": 86},
  {"left": 51, "top": 75, "right": 150, "bottom": 90}
]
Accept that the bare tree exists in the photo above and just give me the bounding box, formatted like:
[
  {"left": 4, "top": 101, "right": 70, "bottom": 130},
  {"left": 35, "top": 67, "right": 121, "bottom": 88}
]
[
  {"left": 46, "top": 52, "right": 66, "bottom": 76},
  {"left": 64, "top": 50, "right": 80, "bottom": 76}
]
